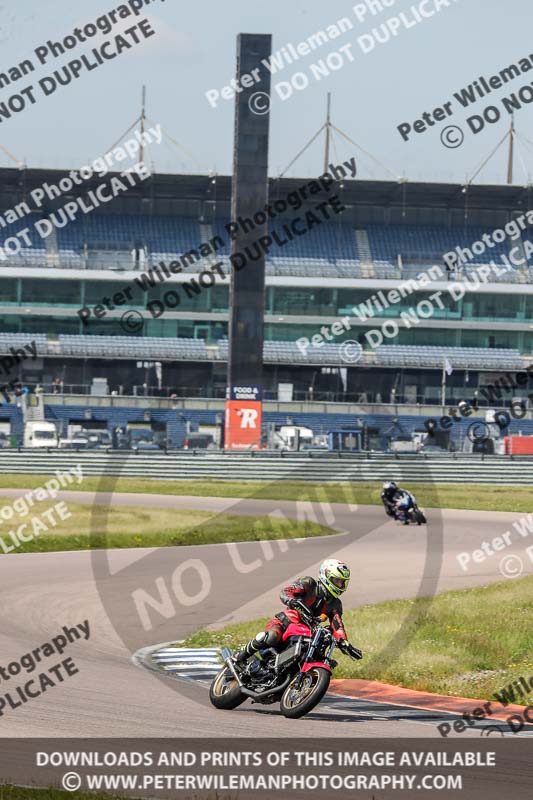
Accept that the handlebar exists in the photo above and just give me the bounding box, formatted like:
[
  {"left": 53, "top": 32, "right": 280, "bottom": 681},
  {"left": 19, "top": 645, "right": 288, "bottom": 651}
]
[{"left": 288, "top": 603, "right": 363, "bottom": 659}]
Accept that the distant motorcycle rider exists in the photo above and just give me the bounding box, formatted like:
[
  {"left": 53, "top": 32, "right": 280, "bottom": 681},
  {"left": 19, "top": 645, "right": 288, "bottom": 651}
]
[
  {"left": 234, "top": 559, "right": 359, "bottom": 669},
  {"left": 381, "top": 481, "right": 401, "bottom": 516},
  {"left": 381, "top": 481, "right": 411, "bottom": 523}
]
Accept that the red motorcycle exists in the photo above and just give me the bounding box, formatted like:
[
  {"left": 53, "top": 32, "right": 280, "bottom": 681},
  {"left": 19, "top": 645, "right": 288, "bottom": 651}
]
[{"left": 209, "top": 605, "right": 362, "bottom": 719}]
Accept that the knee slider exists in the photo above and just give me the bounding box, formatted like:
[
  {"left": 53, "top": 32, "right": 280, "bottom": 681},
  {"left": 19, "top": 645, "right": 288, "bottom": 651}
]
[
  {"left": 247, "top": 631, "right": 267, "bottom": 652},
  {"left": 264, "top": 630, "right": 281, "bottom": 648}
]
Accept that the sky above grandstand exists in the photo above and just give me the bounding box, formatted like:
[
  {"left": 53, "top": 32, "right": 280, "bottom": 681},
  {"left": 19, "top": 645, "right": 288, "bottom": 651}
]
[{"left": 2, "top": 0, "right": 533, "bottom": 186}]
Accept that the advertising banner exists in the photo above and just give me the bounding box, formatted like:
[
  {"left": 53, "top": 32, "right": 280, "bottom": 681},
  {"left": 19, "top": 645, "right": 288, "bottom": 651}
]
[{"left": 224, "top": 385, "right": 262, "bottom": 449}]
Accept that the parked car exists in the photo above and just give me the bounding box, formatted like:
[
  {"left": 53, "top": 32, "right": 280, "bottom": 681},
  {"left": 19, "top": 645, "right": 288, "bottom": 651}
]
[
  {"left": 132, "top": 441, "right": 161, "bottom": 451},
  {"left": 87, "top": 431, "right": 112, "bottom": 448},
  {"left": 59, "top": 435, "right": 91, "bottom": 449},
  {"left": 183, "top": 433, "right": 216, "bottom": 450},
  {"left": 421, "top": 444, "right": 449, "bottom": 453}
]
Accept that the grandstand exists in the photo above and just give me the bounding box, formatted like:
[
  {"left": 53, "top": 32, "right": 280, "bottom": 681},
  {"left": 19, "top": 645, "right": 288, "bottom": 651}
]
[
  {"left": 0, "top": 332, "right": 524, "bottom": 371},
  {"left": 0, "top": 167, "right": 533, "bottom": 448}
]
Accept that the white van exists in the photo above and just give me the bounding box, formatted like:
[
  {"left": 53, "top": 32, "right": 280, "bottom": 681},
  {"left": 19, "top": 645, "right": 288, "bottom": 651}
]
[
  {"left": 24, "top": 421, "right": 59, "bottom": 448},
  {"left": 272, "top": 425, "right": 314, "bottom": 450}
]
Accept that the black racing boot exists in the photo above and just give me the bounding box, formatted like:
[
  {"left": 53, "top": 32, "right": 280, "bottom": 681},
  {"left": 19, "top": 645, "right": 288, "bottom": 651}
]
[
  {"left": 233, "top": 646, "right": 251, "bottom": 664},
  {"left": 233, "top": 630, "right": 277, "bottom": 664},
  {"left": 234, "top": 637, "right": 262, "bottom": 664}
]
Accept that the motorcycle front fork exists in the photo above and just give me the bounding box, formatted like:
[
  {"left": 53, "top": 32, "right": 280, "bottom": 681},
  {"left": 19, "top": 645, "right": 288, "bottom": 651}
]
[{"left": 294, "top": 640, "right": 335, "bottom": 689}]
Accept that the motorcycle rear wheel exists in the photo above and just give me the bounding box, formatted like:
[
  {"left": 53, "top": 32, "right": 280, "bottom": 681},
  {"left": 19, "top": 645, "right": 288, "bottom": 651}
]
[
  {"left": 280, "top": 667, "right": 330, "bottom": 719},
  {"left": 209, "top": 666, "right": 246, "bottom": 710}
]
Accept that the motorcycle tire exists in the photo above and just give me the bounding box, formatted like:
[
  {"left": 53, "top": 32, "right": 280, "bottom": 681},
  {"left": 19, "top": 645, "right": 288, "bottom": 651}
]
[
  {"left": 280, "top": 667, "right": 330, "bottom": 719},
  {"left": 209, "top": 666, "right": 246, "bottom": 710},
  {"left": 415, "top": 509, "right": 427, "bottom": 525}
]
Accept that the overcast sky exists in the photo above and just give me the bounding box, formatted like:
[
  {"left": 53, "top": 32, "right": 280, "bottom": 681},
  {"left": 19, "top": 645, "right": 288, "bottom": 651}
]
[{"left": 2, "top": 0, "right": 533, "bottom": 185}]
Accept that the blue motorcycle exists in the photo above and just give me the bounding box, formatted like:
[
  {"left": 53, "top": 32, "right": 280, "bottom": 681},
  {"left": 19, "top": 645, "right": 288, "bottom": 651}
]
[{"left": 394, "top": 491, "right": 427, "bottom": 526}]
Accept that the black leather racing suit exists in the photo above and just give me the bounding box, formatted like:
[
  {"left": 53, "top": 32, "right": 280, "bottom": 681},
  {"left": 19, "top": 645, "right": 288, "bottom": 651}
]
[
  {"left": 381, "top": 488, "right": 401, "bottom": 516},
  {"left": 235, "top": 575, "right": 347, "bottom": 663},
  {"left": 275, "top": 576, "right": 347, "bottom": 642}
]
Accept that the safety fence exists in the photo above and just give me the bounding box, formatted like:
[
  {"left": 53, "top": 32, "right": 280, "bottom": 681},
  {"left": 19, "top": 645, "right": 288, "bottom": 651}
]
[{"left": 0, "top": 450, "right": 532, "bottom": 484}]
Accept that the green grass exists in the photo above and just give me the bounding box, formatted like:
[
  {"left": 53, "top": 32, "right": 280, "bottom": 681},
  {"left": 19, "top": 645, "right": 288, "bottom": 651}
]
[
  {"left": 0, "top": 500, "right": 334, "bottom": 554},
  {"left": 184, "top": 576, "right": 533, "bottom": 703},
  {"left": 0, "top": 788, "right": 233, "bottom": 800},
  {"left": 0, "top": 789, "right": 119, "bottom": 800},
  {"left": 1, "top": 474, "right": 532, "bottom": 512}
]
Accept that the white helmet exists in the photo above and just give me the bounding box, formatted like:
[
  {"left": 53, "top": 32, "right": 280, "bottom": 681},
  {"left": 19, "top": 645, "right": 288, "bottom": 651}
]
[{"left": 318, "top": 559, "right": 351, "bottom": 599}]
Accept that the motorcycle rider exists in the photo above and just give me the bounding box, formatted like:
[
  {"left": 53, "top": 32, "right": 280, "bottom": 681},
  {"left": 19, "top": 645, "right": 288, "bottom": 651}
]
[
  {"left": 381, "top": 481, "right": 401, "bottom": 516},
  {"left": 381, "top": 481, "right": 411, "bottom": 524},
  {"left": 394, "top": 494, "right": 412, "bottom": 524},
  {"left": 233, "top": 559, "right": 359, "bottom": 672}
]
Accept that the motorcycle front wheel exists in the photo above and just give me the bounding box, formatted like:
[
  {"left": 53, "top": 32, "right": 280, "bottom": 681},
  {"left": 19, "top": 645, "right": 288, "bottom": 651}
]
[
  {"left": 280, "top": 667, "right": 330, "bottom": 719},
  {"left": 209, "top": 666, "right": 246, "bottom": 710},
  {"left": 415, "top": 509, "right": 427, "bottom": 524}
]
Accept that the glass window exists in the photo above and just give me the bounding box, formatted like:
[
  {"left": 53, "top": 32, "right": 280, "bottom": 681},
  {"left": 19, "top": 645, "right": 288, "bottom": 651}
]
[
  {"left": 467, "top": 293, "right": 522, "bottom": 321},
  {"left": 271, "top": 288, "right": 335, "bottom": 316},
  {"left": 0, "top": 278, "right": 17, "bottom": 302},
  {"left": 84, "top": 281, "right": 144, "bottom": 306},
  {"left": 21, "top": 279, "right": 81, "bottom": 305}
]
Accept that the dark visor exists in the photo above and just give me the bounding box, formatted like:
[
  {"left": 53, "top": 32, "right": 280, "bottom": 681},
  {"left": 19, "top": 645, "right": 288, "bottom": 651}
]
[{"left": 331, "top": 576, "right": 348, "bottom": 589}]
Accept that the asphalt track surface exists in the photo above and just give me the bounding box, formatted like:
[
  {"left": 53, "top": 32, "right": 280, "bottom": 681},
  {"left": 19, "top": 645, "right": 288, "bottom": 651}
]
[{"left": 0, "top": 489, "right": 531, "bottom": 739}]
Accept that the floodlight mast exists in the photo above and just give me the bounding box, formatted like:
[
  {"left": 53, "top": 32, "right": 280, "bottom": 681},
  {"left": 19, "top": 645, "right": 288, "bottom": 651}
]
[{"left": 224, "top": 33, "right": 272, "bottom": 451}]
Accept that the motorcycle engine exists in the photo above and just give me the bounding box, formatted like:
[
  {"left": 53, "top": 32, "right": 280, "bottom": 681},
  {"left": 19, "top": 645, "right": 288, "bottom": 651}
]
[{"left": 275, "top": 642, "right": 300, "bottom": 670}]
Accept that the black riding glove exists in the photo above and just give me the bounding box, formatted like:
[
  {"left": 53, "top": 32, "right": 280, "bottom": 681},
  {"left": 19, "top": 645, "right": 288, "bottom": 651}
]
[{"left": 339, "top": 641, "right": 363, "bottom": 660}]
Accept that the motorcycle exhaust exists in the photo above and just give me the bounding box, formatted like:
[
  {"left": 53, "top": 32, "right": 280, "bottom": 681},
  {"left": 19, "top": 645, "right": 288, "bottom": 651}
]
[
  {"left": 240, "top": 673, "right": 292, "bottom": 700},
  {"left": 220, "top": 647, "right": 244, "bottom": 688},
  {"left": 220, "top": 646, "right": 292, "bottom": 700}
]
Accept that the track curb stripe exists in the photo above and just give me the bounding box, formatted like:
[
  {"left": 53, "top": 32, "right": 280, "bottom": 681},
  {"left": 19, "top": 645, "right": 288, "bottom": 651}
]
[
  {"left": 329, "top": 678, "right": 533, "bottom": 723},
  {"left": 134, "top": 644, "right": 533, "bottom": 735}
]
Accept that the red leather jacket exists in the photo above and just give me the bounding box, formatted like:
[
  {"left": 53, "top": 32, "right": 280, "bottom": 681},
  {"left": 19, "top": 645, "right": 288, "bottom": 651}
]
[{"left": 278, "top": 576, "right": 347, "bottom": 641}]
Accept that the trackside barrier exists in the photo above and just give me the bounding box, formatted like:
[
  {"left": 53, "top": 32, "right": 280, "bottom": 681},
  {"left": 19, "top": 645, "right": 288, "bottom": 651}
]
[{"left": 0, "top": 450, "right": 532, "bottom": 484}]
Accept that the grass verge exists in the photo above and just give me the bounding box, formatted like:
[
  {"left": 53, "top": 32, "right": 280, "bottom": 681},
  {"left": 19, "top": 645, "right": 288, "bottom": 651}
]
[
  {"left": 0, "top": 475, "right": 532, "bottom": 512},
  {"left": 0, "top": 789, "right": 122, "bottom": 800},
  {"left": 0, "top": 788, "right": 232, "bottom": 800},
  {"left": 183, "top": 576, "right": 533, "bottom": 703},
  {"left": 0, "top": 501, "right": 334, "bottom": 554}
]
